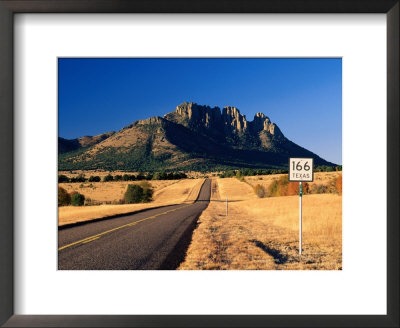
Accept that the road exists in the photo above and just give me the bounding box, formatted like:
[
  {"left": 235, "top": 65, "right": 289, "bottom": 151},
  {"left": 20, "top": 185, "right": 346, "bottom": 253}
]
[{"left": 58, "top": 179, "right": 211, "bottom": 270}]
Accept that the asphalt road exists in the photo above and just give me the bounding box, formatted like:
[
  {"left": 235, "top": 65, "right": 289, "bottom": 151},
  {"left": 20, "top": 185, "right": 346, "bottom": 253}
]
[{"left": 58, "top": 179, "right": 211, "bottom": 270}]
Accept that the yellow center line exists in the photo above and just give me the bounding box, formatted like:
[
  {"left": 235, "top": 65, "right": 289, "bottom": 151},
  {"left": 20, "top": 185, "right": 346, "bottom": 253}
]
[{"left": 58, "top": 204, "right": 191, "bottom": 251}]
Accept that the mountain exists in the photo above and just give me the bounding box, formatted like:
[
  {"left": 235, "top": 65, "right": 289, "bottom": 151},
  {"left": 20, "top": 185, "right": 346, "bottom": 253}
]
[
  {"left": 58, "top": 102, "right": 335, "bottom": 171},
  {"left": 58, "top": 131, "right": 115, "bottom": 154}
]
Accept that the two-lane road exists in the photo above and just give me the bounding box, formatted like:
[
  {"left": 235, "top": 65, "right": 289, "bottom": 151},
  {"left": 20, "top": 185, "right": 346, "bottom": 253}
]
[{"left": 58, "top": 179, "right": 211, "bottom": 270}]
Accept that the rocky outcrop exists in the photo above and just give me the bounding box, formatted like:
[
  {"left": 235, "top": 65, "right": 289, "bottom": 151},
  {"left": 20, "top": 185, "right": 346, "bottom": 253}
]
[
  {"left": 222, "top": 106, "right": 247, "bottom": 133},
  {"left": 165, "top": 102, "right": 284, "bottom": 148}
]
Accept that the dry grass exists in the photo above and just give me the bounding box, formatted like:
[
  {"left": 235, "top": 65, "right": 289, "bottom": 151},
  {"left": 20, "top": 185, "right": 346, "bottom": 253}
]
[
  {"left": 245, "top": 172, "right": 342, "bottom": 194},
  {"left": 217, "top": 177, "right": 257, "bottom": 201},
  {"left": 59, "top": 178, "right": 205, "bottom": 226},
  {"left": 59, "top": 180, "right": 177, "bottom": 204},
  {"left": 179, "top": 178, "right": 342, "bottom": 270}
]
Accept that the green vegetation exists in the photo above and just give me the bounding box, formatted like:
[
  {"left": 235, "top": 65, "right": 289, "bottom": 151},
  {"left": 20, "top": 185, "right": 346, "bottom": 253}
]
[
  {"left": 88, "top": 176, "right": 101, "bottom": 182},
  {"left": 220, "top": 168, "right": 288, "bottom": 178},
  {"left": 267, "top": 176, "right": 310, "bottom": 197},
  {"left": 314, "top": 165, "right": 342, "bottom": 172},
  {"left": 58, "top": 175, "right": 70, "bottom": 183},
  {"left": 58, "top": 171, "right": 188, "bottom": 183},
  {"left": 124, "top": 182, "right": 153, "bottom": 204},
  {"left": 58, "top": 186, "right": 71, "bottom": 206},
  {"left": 103, "top": 174, "right": 114, "bottom": 182},
  {"left": 71, "top": 192, "right": 85, "bottom": 206}
]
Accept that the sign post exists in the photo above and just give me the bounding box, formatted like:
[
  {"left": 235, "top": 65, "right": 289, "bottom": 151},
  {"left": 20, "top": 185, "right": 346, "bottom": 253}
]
[
  {"left": 299, "top": 181, "right": 303, "bottom": 255},
  {"left": 289, "top": 158, "right": 314, "bottom": 255}
]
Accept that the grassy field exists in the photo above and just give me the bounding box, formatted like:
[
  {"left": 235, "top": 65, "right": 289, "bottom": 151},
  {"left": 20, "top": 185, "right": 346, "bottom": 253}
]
[
  {"left": 245, "top": 171, "right": 342, "bottom": 192},
  {"left": 59, "top": 178, "right": 205, "bottom": 226},
  {"left": 59, "top": 180, "right": 178, "bottom": 204},
  {"left": 179, "top": 174, "right": 342, "bottom": 270}
]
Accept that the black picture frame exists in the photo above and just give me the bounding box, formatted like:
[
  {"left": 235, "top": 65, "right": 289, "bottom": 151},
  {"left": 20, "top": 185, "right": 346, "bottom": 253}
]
[{"left": 0, "top": 0, "right": 398, "bottom": 327}]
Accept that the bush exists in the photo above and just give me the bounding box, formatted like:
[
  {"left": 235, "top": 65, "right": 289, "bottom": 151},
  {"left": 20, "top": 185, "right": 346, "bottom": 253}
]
[
  {"left": 71, "top": 192, "right": 85, "bottom": 206},
  {"left": 88, "top": 176, "right": 101, "bottom": 182},
  {"left": 124, "top": 184, "right": 145, "bottom": 204},
  {"left": 267, "top": 175, "right": 309, "bottom": 197},
  {"left": 254, "top": 184, "right": 266, "bottom": 198},
  {"left": 58, "top": 175, "right": 70, "bottom": 183},
  {"left": 139, "top": 181, "right": 153, "bottom": 202},
  {"left": 70, "top": 174, "right": 86, "bottom": 183},
  {"left": 58, "top": 186, "right": 71, "bottom": 206},
  {"left": 311, "top": 184, "right": 328, "bottom": 194},
  {"left": 103, "top": 174, "right": 114, "bottom": 182}
]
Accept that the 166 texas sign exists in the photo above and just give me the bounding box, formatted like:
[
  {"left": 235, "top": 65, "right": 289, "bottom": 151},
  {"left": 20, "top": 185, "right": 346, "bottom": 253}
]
[{"left": 288, "top": 157, "right": 314, "bottom": 182}]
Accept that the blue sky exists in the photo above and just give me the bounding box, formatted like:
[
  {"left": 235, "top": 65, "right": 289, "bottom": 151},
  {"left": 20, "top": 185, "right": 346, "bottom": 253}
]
[{"left": 59, "top": 58, "right": 342, "bottom": 164}]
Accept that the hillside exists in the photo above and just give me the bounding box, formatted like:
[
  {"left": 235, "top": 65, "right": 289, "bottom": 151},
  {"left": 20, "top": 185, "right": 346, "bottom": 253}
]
[
  {"left": 58, "top": 131, "right": 115, "bottom": 154},
  {"left": 59, "top": 102, "right": 335, "bottom": 171}
]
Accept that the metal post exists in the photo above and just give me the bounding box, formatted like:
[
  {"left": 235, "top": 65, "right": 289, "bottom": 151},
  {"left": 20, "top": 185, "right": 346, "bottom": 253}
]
[
  {"left": 226, "top": 197, "right": 228, "bottom": 216},
  {"left": 299, "top": 181, "right": 303, "bottom": 255}
]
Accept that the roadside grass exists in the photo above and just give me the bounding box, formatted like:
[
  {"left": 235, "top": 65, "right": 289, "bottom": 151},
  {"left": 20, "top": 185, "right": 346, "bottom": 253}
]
[
  {"left": 179, "top": 176, "right": 342, "bottom": 270},
  {"left": 59, "top": 180, "right": 178, "bottom": 204},
  {"left": 58, "top": 178, "right": 205, "bottom": 226},
  {"left": 245, "top": 172, "right": 342, "bottom": 196}
]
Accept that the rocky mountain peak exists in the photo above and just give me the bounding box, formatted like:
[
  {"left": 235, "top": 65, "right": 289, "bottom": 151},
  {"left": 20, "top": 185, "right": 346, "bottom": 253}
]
[
  {"left": 166, "top": 102, "right": 284, "bottom": 138},
  {"left": 222, "top": 106, "right": 248, "bottom": 132}
]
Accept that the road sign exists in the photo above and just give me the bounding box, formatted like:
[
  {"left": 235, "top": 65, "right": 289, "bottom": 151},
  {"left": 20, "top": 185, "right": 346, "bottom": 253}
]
[
  {"left": 289, "top": 158, "right": 314, "bottom": 182},
  {"left": 288, "top": 157, "right": 313, "bottom": 255}
]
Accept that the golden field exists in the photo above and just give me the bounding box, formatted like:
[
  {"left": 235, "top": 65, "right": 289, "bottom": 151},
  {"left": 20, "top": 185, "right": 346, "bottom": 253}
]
[
  {"left": 179, "top": 175, "right": 342, "bottom": 270},
  {"left": 59, "top": 178, "right": 205, "bottom": 226},
  {"left": 245, "top": 171, "right": 342, "bottom": 191}
]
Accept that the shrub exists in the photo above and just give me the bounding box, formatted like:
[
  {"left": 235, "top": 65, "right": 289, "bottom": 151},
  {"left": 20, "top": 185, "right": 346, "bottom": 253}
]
[
  {"left": 58, "top": 186, "right": 71, "bottom": 206},
  {"left": 114, "top": 175, "right": 123, "bottom": 181},
  {"left": 88, "top": 176, "right": 101, "bottom": 182},
  {"left": 267, "top": 180, "right": 279, "bottom": 197},
  {"left": 267, "top": 175, "right": 309, "bottom": 197},
  {"left": 103, "top": 174, "right": 114, "bottom": 182},
  {"left": 58, "top": 175, "right": 70, "bottom": 183},
  {"left": 335, "top": 174, "right": 342, "bottom": 195},
  {"left": 287, "top": 182, "right": 309, "bottom": 196},
  {"left": 124, "top": 184, "right": 144, "bottom": 204},
  {"left": 254, "top": 184, "right": 266, "bottom": 198},
  {"left": 71, "top": 192, "right": 85, "bottom": 206},
  {"left": 311, "top": 184, "right": 329, "bottom": 194},
  {"left": 139, "top": 181, "right": 153, "bottom": 202},
  {"left": 70, "top": 174, "right": 86, "bottom": 183}
]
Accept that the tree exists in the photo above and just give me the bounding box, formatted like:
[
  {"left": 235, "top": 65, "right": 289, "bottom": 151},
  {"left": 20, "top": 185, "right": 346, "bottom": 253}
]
[
  {"left": 58, "top": 175, "right": 70, "bottom": 183},
  {"left": 139, "top": 181, "right": 153, "bottom": 202},
  {"left": 71, "top": 192, "right": 85, "bottom": 206},
  {"left": 103, "top": 174, "right": 114, "bottom": 182},
  {"left": 124, "top": 184, "right": 144, "bottom": 204},
  {"left": 58, "top": 186, "right": 71, "bottom": 206},
  {"left": 89, "top": 176, "right": 101, "bottom": 182}
]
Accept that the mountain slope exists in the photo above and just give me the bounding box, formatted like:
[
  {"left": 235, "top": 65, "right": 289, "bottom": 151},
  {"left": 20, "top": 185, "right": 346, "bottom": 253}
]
[
  {"left": 58, "top": 131, "right": 115, "bottom": 154},
  {"left": 59, "top": 102, "right": 335, "bottom": 171}
]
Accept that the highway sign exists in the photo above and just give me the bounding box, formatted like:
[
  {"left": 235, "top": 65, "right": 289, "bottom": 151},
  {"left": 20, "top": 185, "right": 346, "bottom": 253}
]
[{"left": 289, "top": 157, "right": 314, "bottom": 182}]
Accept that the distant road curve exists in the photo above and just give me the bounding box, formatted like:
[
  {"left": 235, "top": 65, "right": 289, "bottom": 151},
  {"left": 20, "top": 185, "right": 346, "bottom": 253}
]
[{"left": 58, "top": 179, "right": 211, "bottom": 270}]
